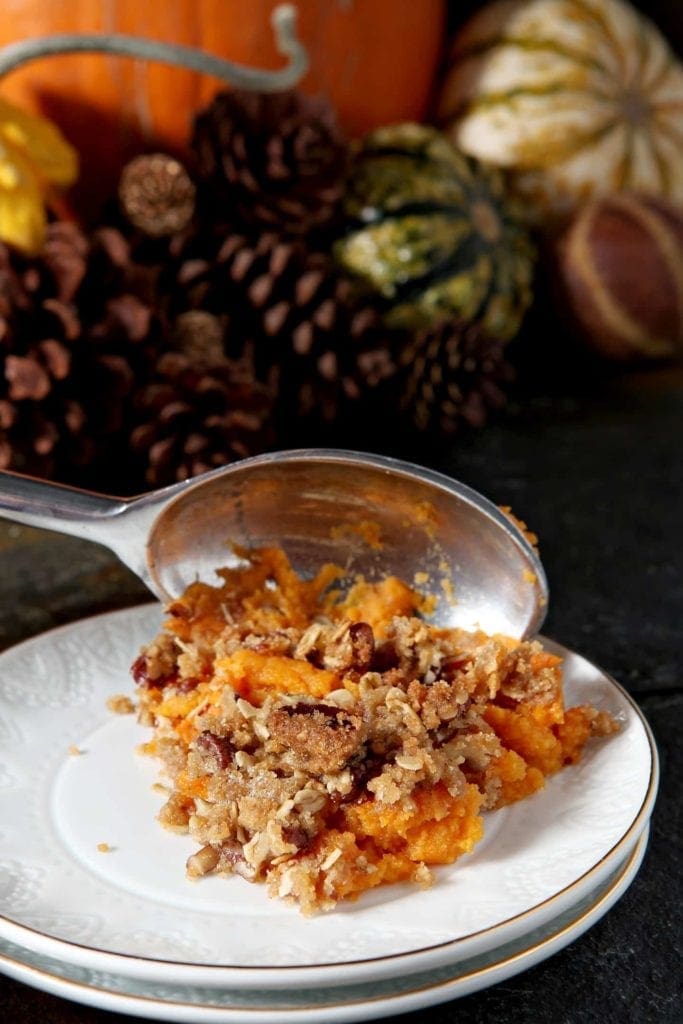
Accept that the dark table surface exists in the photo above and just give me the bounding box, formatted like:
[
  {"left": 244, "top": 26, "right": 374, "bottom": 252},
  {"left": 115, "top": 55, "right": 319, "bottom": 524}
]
[{"left": 0, "top": 362, "right": 681, "bottom": 1024}]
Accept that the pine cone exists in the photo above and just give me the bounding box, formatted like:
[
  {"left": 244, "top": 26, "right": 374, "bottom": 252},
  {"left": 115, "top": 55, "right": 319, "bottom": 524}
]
[
  {"left": 192, "top": 91, "right": 348, "bottom": 236},
  {"left": 170, "top": 231, "right": 396, "bottom": 425},
  {"left": 119, "top": 154, "right": 196, "bottom": 238},
  {"left": 400, "top": 322, "right": 514, "bottom": 434},
  {"left": 0, "top": 225, "right": 164, "bottom": 487},
  {"left": 42, "top": 221, "right": 89, "bottom": 303},
  {"left": 65, "top": 226, "right": 165, "bottom": 447},
  {"left": 0, "top": 238, "right": 90, "bottom": 477},
  {"left": 129, "top": 337, "right": 275, "bottom": 488}
]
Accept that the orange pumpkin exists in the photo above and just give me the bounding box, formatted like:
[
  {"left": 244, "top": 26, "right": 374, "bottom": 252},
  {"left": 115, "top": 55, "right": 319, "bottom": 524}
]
[{"left": 0, "top": 0, "right": 445, "bottom": 214}]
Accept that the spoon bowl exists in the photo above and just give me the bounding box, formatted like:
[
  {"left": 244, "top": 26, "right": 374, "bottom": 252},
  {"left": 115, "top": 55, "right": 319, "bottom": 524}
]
[{"left": 0, "top": 450, "right": 548, "bottom": 638}]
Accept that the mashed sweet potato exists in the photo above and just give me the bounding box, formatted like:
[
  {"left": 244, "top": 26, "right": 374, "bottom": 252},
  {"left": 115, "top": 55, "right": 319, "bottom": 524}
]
[{"left": 131, "top": 546, "right": 617, "bottom": 914}]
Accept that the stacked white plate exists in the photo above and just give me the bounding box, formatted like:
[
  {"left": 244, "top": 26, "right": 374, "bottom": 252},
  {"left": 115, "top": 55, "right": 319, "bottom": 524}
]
[{"left": 0, "top": 606, "right": 658, "bottom": 1023}]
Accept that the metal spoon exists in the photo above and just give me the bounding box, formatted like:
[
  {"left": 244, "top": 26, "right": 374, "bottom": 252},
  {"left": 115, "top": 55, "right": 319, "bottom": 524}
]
[{"left": 0, "top": 449, "right": 548, "bottom": 638}]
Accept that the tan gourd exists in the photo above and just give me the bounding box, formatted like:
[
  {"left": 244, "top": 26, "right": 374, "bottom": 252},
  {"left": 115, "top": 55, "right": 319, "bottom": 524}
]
[
  {"left": 436, "top": 0, "right": 683, "bottom": 222},
  {"left": 554, "top": 193, "right": 683, "bottom": 361}
]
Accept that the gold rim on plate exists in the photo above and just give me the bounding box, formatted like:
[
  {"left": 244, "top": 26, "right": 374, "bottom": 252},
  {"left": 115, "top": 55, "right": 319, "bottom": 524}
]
[
  {"left": 0, "top": 607, "right": 659, "bottom": 981},
  {"left": 0, "top": 827, "right": 650, "bottom": 1019}
]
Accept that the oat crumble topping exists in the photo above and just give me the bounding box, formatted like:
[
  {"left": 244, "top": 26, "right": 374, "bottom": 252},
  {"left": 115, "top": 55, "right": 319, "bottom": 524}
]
[{"left": 129, "top": 546, "right": 618, "bottom": 915}]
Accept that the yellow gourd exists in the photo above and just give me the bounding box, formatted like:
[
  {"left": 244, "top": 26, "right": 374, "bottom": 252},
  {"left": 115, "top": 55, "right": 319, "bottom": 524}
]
[
  {"left": 436, "top": 0, "right": 683, "bottom": 222},
  {"left": 0, "top": 97, "right": 77, "bottom": 252}
]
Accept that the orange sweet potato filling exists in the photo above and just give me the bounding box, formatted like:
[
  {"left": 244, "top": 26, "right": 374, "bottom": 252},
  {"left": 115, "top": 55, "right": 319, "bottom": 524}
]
[
  {"left": 342, "top": 783, "right": 484, "bottom": 866},
  {"left": 332, "top": 576, "right": 421, "bottom": 636},
  {"left": 135, "top": 545, "right": 617, "bottom": 912},
  {"left": 215, "top": 650, "right": 340, "bottom": 703}
]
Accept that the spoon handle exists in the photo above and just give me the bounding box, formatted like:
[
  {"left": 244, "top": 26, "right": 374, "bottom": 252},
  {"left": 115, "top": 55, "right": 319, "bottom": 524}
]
[
  {"left": 0, "top": 471, "right": 128, "bottom": 543},
  {"left": 0, "top": 471, "right": 189, "bottom": 597}
]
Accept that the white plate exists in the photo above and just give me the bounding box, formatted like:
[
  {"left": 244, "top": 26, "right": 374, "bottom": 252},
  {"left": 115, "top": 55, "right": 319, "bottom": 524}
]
[
  {"left": 0, "top": 828, "right": 649, "bottom": 1023},
  {"left": 0, "top": 606, "right": 657, "bottom": 989}
]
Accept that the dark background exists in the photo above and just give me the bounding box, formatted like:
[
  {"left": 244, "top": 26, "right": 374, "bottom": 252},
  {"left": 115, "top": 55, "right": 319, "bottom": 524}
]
[
  {"left": 447, "top": 0, "right": 682, "bottom": 53},
  {"left": 1, "top": 1, "right": 682, "bottom": 1022}
]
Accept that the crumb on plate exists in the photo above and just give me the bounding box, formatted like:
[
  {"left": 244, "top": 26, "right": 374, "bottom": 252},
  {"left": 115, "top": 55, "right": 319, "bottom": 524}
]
[{"left": 107, "top": 694, "right": 136, "bottom": 714}]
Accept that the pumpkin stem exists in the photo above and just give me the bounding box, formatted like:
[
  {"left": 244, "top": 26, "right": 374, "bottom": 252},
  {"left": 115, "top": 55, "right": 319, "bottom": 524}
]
[{"left": 0, "top": 3, "right": 309, "bottom": 92}]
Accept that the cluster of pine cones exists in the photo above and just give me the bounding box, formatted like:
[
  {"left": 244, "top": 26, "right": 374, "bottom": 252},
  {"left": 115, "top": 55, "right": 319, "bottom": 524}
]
[{"left": 0, "top": 90, "right": 511, "bottom": 493}]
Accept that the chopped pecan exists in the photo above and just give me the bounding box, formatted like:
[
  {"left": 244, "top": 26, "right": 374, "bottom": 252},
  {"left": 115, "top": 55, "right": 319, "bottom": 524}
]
[
  {"left": 131, "top": 654, "right": 150, "bottom": 685},
  {"left": 195, "top": 731, "right": 234, "bottom": 769},
  {"left": 348, "top": 622, "right": 375, "bottom": 672},
  {"left": 267, "top": 701, "right": 365, "bottom": 774},
  {"left": 303, "top": 620, "right": 376, "bottom": 673},
  {"left": 130, "top": 654, "right": 176, "bottom": 690},
  {"left": 282, "top": 824, "right": 312, "bottom": 852},
  {"left": 167, "top": 601, "right": 192, "bottom": 620},
  {"left": 218, "top": 840, "right": 258, "bottom": 880},
  {"left": 347, "top": 749, "right": 385, "bottom": 798},
  {"left": 372, "top": 640, "right": 400, "bottom": 672},
  {"left": 131, "top": 632, "right": 178, "bottom": 688},
  {"left": 176, "top": 676, "right": 201, "bottom": 694},
  {"left": 441, "top": 656, "right": 471, "bottom": 677}
]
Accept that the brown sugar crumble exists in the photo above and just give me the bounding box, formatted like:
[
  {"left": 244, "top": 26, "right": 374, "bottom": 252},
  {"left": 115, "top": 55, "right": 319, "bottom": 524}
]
[
  {"left": 130, "top": 546, "right": 618, "bottom": 915},
  {"left": 107, "top": 694, "right": 136, "bottom": 715}
]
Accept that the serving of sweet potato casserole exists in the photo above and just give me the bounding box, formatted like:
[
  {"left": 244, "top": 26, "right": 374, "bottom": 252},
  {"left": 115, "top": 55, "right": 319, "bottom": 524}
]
[{"left": 131, "top": 546, "right": 617, "bottom": 915}]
